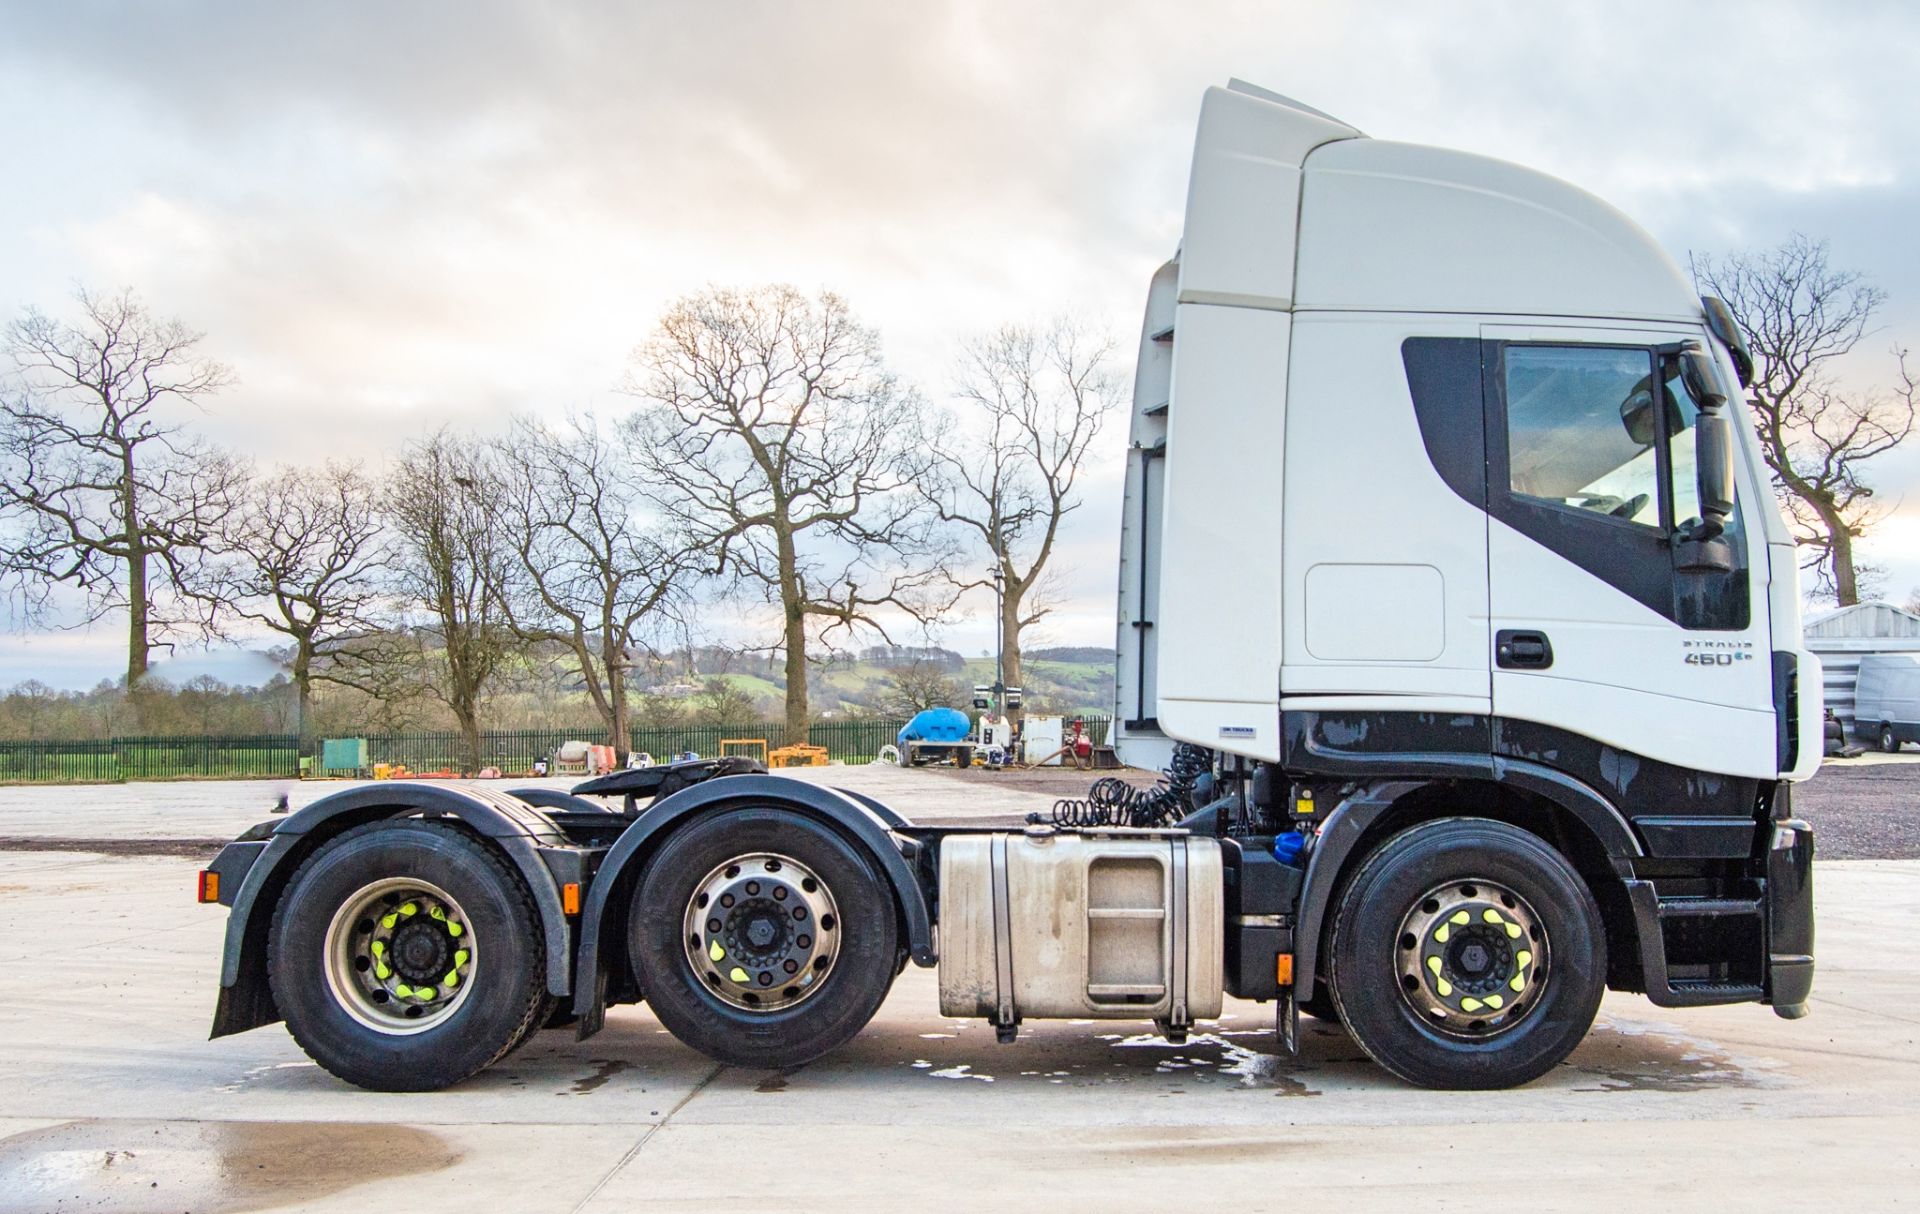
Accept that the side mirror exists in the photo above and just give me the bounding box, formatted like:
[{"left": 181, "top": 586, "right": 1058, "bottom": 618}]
[
  {"left": 1677, "top": 348, "right": 1734, "bottom": 558},
  {"left": 1693, "top": 407, "right": 1735, "bottom": 533},
  {"left": 1680, "top": 348, "right": 1727, "bottom": 410}
]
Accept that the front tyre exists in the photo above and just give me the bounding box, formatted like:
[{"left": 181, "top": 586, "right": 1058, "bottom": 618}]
[
  {"left": 268, "top": 820, "right": 548, "bottom": 1091},
  {"left": 628, "top": 808, "right": 898, "bottom": 1069},
  {"left": 1883, "top": 724, "right": 1901, "bottom": 754},
  {"left": 1329, "top": 818, "right": 1604, "bottom": 1090}
]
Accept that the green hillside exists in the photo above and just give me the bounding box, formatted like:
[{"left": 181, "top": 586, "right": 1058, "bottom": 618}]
[{"left": 687, "top": 654, "right": 1116, "bottom": 719}]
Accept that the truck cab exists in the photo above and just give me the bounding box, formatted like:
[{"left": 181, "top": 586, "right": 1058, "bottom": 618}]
[{"left": 1113, "top": 81, "right": 1818, "bottom": 1070}]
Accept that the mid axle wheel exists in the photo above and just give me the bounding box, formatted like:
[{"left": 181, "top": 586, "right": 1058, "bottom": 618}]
[
  {"left": 683, "top": 852, "right": 841, "bottom": 1012},
  {"left": 629, "top": 808, "right": 898, "bottom": 1069}
]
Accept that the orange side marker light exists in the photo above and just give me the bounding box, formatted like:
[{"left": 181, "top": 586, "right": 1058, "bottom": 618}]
[
  {"left": 562, "top": 882, "right": 582, "bottom": 916},
  {"left": 1275, "top": 953, "right": 1294, "bottom": 987},
  {"left": 197, "top": 870, "right": 220, "bottom": 904}
]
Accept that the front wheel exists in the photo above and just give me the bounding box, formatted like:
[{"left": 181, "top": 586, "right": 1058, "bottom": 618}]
[
  {"left": 1883, "top": 724, "right": 1901, "bottom": 753},
  {"left": 627, "top": 808, "right": 899, "bottom": 1069},
  {"left": 1328, "top": 818, "right": 1604, "bottom": 1090}
]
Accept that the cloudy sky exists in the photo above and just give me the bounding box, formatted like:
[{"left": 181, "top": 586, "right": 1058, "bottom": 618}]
[{"left": 4, "top": 0, "right": 1919, "bottom": 688}]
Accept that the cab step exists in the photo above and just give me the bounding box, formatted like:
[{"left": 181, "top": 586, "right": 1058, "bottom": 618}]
[{"left": 1625, "top": 882, "right": 1769, "bottom": 1008}]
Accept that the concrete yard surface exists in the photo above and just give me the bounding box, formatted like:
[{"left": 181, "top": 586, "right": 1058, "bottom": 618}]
[{"left": 0, "top": 772, "right": 1914, "bottom": 1212}]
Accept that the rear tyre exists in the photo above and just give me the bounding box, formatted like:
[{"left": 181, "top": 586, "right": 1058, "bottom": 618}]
[
  {"left": 628, "top": 807, "right": 898, "bottom": 1069},
  {"left": 1297, "top": 990, "right": 1340, "bottom": 1022},
  {"left": 1883, "top": 724, "right": 1901, "bottom": 754},
  {"left": 268, "top": 819, "right": 548, "bottom": 1091},
  {"left": 1329, "top": 818, "right": 1604, "bottom": 1090}
]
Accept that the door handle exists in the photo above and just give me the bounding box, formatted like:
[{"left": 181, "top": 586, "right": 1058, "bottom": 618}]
[{"left": 1496, "top": 629, "right": 1553, "bottom": 670}]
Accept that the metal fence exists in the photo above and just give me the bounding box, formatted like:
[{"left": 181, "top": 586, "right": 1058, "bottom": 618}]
[
  {"left": 0, "top": 715, "right": 1114, "bottom": 784},
  {"left": 0, "top": 735, "right": 303, "bottom": 784}
]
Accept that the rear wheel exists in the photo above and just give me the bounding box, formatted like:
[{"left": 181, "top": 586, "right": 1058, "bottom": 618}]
[
  {"left": 1883, "top": 723, "right": 1901, "bottom": 753},
  {"left": 268, "top": 819, "right": 548, "bottom": 1091},
  {"left": 1297, "top": 990, "right": 1340, "bottom": 1021},
  {"left": 628, "top": 808, "right": 898, "bottom": 1068},
  {"left": 1328, "top": 818, "right": 1604, "bottom": 1090}
]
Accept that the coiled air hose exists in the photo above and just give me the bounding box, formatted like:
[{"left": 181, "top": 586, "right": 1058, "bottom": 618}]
[{"left": 1033, "top": 742, "right": 1212, "bottom": 828}]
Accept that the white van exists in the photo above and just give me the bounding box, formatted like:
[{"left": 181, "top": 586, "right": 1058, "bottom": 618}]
[{"left": 1855, "top": 653, "right": 1920, "bottom": 752}]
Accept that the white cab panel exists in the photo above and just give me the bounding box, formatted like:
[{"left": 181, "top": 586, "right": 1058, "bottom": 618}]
[
  {"left": 1155, "top": 303, "right": 1290, "bottom": 761},
  {"left": 1305, "top": 564, "right": 1445, "bottom": 661},
  {"left": 1487, "top": 515, "right": 1775, "bottom": 775},
  {"left": 1282, "top": 313, "right": 1491, "bottom": 708},
  {"left": 1296, "top": 140, "right": 1700, "bottom": 323},
  {"left": 1113, "top": 259, "right": 1180, "bottom": 771}
]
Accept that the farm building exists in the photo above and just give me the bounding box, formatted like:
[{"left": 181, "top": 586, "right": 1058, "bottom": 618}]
[{"left": 1804, "top": 601, "right": 1920, "bottom": 740}]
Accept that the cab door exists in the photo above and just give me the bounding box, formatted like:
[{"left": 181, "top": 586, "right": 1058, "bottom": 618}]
[{"left": 1480, "top": 322, "right": 1774, "bottom": 779}]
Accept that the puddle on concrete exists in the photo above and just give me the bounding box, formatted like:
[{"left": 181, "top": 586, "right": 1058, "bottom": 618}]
[
  {"left": 1111, "top": 1031, "right": 1322, "bottom": 1097},
  {"left": 569, "top": 1058, "right": 634, "bottom": 1094},
  {"left": 0, "top": 1119, "right": 460, "bottom": 1214},
  {"left": 1568, "top": 1016, "right": 1788, "bottom": 1092},
  {"left": 212, "top": 1059, "right": 318, "bottom": 1095},
  {"left": 927, "top": 1063, "right": 994, "bottom": 1082}
]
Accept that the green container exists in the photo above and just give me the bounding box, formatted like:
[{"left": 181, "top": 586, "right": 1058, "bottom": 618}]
[{"left": 321, "top": 738, "right": 369, "bottom": 772}]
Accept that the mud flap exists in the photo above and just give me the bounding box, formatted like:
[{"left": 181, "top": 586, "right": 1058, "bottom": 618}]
[{"left": 1278, "top": 987, "right": 1300, "bottom": 1057}]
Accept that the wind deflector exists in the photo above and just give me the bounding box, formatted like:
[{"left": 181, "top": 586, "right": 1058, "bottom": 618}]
[{"left": 1225, "top": 79, "right": 1362, "bottom": 133}]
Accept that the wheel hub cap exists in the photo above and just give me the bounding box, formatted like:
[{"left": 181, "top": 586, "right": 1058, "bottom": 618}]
[
  {"left": 392, "top": 920, "right": 453, "bottom": 982},
  {"left": 1396, "top": 880, "right": 1547, "bottom": 1036},
  {"left": 324, "top": 879, "right": 477, "bottom": 1035},
  {"left": 684, "top": 853, "right": 840, "bottom": 1013}
]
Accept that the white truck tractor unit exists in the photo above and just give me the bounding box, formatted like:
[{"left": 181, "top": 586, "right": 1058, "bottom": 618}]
[{"left": 198, "top": 82, "right": 1819, "bottom": 1091}]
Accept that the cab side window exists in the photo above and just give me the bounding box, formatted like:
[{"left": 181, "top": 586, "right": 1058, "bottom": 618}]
[
  {"left": 1503, "top": 346, "right": 1663, "bottom": 528},
  {"left": 1486, "top": 339, "right": 1748, "bottom": 631}
]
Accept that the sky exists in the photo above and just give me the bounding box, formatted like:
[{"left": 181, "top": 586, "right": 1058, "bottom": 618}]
[{"left": 2, "top": 0, "right": 1919, "bottom": 689}]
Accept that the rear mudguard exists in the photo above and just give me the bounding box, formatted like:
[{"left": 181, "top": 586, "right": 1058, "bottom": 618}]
[
  {"left": 570, "top": 775, "right": 934, "bottom": 1038},
  {"left": 211, "top": 782, "right": 579, "bottom": 1038}
]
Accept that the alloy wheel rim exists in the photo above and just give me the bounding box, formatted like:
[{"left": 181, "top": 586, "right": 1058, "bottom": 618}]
[
  {"left": 683, "top": 852, "right": 840, "bottom": 1013},
  {"left": 1394, "top": 878, "right": 1548, "bottom": 1038},
  {"left": 323, "top": 877, "right": 477, "bottom": 1035}
]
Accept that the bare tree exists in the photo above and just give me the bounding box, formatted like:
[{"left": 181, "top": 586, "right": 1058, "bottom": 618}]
[
  {"left": 625, "top": 286, "right": 950, "bottom": 737},
  {"left": 6, "top": 679, "right": 60, "bottom": 741},
  {"left": 883, "top": 657, "right": 962, "bottom": 717},
  {"left": 0, "top": 289, "right": 243, "bottom": 691},
  {"left": 928, "top": 320, "right": 1118, "bottom": 713},
  {"left": 690, "top": 677, "right": 759, "bottom": 728},
  {"left": 489, "top": 414, "right": 689, "bottom": 752},
  {"left": 385, "top": 432, "right": 508, "bottom": 773},
  {"left": 1694, "top": 236, "right": 1918, "bottom": 604},
  {"left": 211, "top": 461, "right": 390, "bottom": 755}
]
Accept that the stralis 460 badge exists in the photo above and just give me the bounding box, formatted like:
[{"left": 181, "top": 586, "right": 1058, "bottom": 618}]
[{"left": 1683, "top": 639, "right": 1758, "bottom": 667}]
